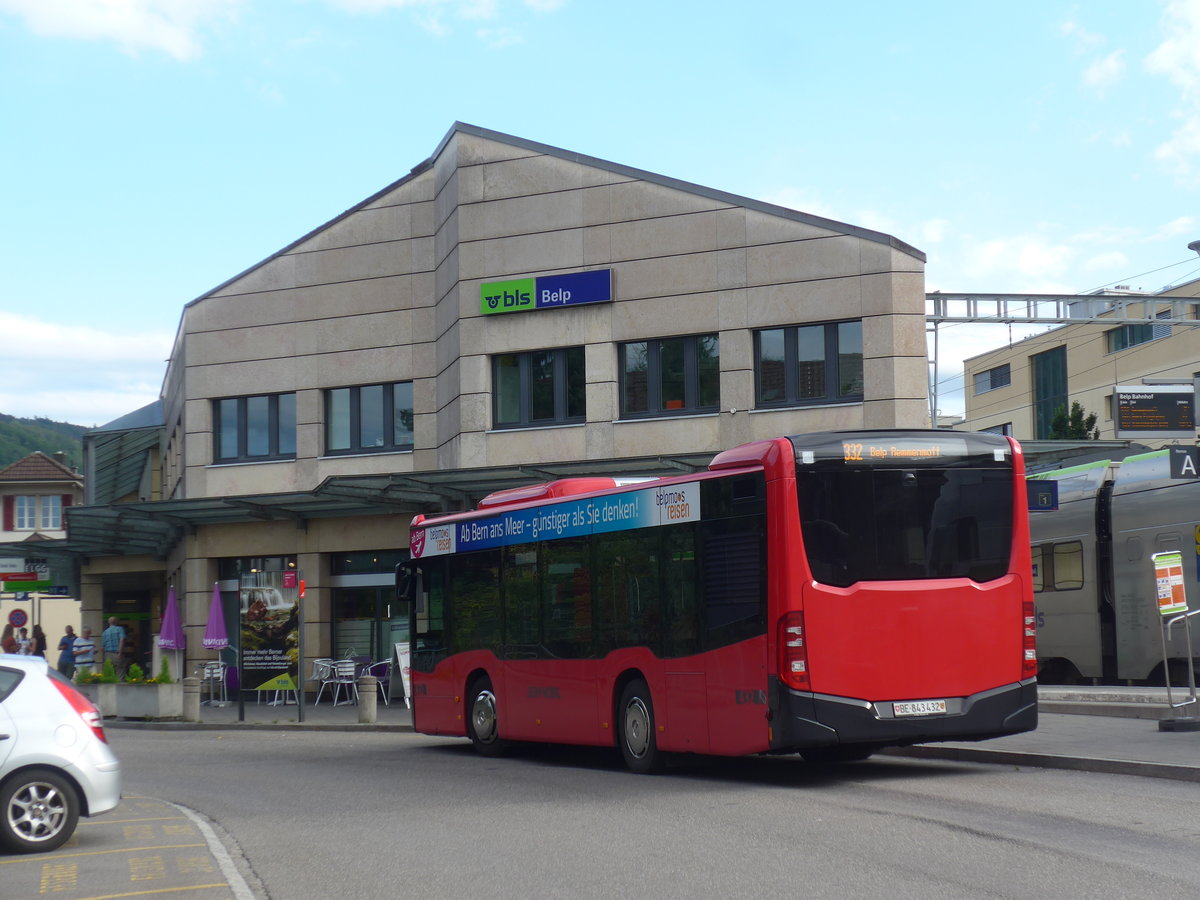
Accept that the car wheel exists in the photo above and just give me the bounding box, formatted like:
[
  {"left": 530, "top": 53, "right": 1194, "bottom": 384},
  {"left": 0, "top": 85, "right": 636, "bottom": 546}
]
[
  {"left": 618, "top": 678, "right": 664, "bottom": 774},
  {"left": 466, "top": 676, "right": 507, "bottom": 757},
  {"left": 0, "top": 768, "right": 80, "bottom": 853}
]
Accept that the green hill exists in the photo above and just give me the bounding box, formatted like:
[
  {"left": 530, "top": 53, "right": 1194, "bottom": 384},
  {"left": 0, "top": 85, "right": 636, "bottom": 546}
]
[{"left": 0, "top": 415, "right": 86, "bottom": 470}]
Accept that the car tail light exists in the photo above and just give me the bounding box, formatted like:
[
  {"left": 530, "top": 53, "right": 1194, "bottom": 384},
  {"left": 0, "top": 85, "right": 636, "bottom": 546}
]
[
  {"left": 778, "top": 611, "right": 810, "bottom": 691},
  {"left": 1022, "top": 599, "right": 1038, "bottom": 680},
  {"left": 50, "top": 678, "right": 109, "bottom": 744}
]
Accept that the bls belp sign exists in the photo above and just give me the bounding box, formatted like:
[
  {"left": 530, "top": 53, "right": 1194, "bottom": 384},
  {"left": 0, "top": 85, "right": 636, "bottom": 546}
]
[{"left": 481, "top": 269, "right": 611, "bottom": 315}]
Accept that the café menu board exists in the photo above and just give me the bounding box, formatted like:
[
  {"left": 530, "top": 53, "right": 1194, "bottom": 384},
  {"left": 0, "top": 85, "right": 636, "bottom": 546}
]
[{"left": 1114, "top": 385, "right": 1196, "bottom": 438}]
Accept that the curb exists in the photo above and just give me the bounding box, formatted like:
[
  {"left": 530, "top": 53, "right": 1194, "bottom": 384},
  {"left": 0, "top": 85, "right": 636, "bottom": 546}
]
[{"left": 884, "top": 743, "right": 1200, "bottom": 783}]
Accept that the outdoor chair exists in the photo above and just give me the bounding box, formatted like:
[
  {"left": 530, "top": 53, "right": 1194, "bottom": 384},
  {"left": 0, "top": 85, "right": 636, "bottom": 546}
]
[
  {"left": 323, "top": 658, "right": 359, "bottom": 706},
  {"left": 197, "top": 661, "right": 227, "bottom": 706},
  {"left": 362, "top": 660, "right": 391, "bottom": 706},
  {"left": 309, "top": 658, "right": 335, "bottom": 704}
]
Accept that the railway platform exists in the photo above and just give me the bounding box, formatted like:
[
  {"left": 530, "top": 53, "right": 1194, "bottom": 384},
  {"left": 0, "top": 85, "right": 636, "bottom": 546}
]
[{"left": 101, "top": 685, "right": 1200, "bottom": 783}]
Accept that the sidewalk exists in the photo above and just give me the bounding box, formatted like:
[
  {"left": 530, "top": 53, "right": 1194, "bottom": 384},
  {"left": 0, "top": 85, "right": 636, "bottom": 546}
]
[
  {"left": 891, "top": 686, "right": 1200, "bottom": 783},
  {"left": 103, "top": 686, "right": 1200, "bottom": 783},
  {"left": 105, "top": 692, "right": 416, "bottom": 731}
]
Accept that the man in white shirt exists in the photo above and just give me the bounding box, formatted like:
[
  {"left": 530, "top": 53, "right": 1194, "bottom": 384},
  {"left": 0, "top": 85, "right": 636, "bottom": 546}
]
[{"left": 73, "top": 626, "right": 97, "bottom": 679}]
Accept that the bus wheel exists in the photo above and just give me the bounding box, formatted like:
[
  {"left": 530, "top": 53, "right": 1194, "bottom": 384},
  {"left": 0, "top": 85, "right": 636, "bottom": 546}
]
[
  {"left": 618, "top": 679, "right": 664, "bottom": 774},
  {"left": 800, "top": 744, "right": 878, "bottom": 763},
  {"left": 466, "top": 676, "right": 507, "bottom": 757}
]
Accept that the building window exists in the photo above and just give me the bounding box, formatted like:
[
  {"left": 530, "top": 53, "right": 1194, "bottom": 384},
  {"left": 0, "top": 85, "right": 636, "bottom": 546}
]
[
  {"left": 620, "top": 334, "right": 719, "bottom": 417},
  {"left": 754, "top": 321, "right": 862, "bottom": 407},
  {"left": 326, "top": 383, "right": 414, "bottom": 455},
  {"left": 493, "top": 347, "right": 585, "bottom": 429},
  {"left": 974, "top": 364, "right": 1011, "bottom": 395},
  {"left": 1031, "top": 346, "right": 1067, "bottom": 440},
  {"left": 5, "top": 495, "right": 66, "bottom": 531},
  {"left": 980, "top": 423, "right": 1014, "bottom": 437},
  {"left": 1106, "top": 312, "right": 1170, "bottom": 353},
  {"left": 213, "top": 393, "right": 296, "bottom": 463}
]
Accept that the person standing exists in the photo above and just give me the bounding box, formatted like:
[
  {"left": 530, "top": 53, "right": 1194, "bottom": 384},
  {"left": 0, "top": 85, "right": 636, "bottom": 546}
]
[
  {"left": 1, "top": 624, "right": 15, "bottom": 654},
  {"left": 56, "top": 625, "right": 77, "bottom": 678},
  {"left": 72, "top": 627, "right": 97, "bottom": 679},
  {"left": 16, "top": 627, "right": 32, "bottom": 655},
  {"left": 101, "top": 617, "right": 126, "bottom": 663},
  {"left": 32, "top": 624, "right": 47, "bottom": 658}
]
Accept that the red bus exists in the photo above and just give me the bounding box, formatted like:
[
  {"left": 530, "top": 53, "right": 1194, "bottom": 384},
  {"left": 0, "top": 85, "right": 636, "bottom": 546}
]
[{"left": 402, "top": 430, "right": 1037, "bottom": 772}]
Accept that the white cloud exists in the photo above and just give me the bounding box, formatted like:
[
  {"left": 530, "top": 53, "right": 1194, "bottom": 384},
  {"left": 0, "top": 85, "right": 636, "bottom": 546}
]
[
  {"left": 476, "top": 26, "right": 521, "bottom": 47},
  {"left": 0, "top": 313, "right": 171, "bottom": 427},
  {"left": 1083, "top": 250, "right": 1129, "bottom": 272},
  {"left": 963, "top": 234, "right": 1076, "bottom": 282},
  {"left": 0, "top": 0, "right": 242, "bottom": 60},
  {"left": 1060, "top": 18, "right": 1107, "bottom": 54},
  {"left": 1083, "top": 49, "right": 1126, "bottom": 89},
  {"left": 1152, "top": 215, "right": 1198, "bottom": 238},
  {"left": 1146, "top": 0, "right": 1200, "bottom": 180},
  {"left": 921, "top": 219, "right": 949, "bottom": 244}
]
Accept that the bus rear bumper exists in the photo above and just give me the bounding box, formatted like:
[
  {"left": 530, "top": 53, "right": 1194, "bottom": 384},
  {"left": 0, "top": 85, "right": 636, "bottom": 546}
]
[{"left": 769, "top": 678, "right": 1039, "bottom": 752}]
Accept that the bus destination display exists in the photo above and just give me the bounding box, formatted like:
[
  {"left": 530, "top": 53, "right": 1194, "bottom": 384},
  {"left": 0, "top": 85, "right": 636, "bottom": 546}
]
[{"left": 839, "top": 437, "right": 971, "bottom": 464}]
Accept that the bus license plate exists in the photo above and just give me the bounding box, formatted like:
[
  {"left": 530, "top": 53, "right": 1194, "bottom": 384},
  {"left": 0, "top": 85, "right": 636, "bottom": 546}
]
[{"left": 893, "top": 699, "right": 947, "bottom": 717}]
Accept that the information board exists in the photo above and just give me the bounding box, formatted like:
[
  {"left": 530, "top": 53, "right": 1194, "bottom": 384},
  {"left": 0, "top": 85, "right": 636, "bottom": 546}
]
[{"left": 1114, "top": 385, "right": 1196, "bottom": 439}]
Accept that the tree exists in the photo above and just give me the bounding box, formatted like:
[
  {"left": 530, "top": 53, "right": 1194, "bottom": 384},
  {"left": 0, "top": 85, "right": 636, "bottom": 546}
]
[{"left": 1049, "top": 401, "right": 1099, "bottom": 440}]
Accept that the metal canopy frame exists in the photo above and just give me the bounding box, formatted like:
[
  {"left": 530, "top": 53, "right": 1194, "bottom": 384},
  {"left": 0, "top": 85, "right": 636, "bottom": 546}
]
[{"left": 0, "top": 453, "right": 714, "bottom": 562}]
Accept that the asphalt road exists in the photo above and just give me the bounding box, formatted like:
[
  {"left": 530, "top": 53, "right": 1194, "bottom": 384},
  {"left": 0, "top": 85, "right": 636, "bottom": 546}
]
[{"left": 5, "top": 729, "right": 1200, "bottom": 899}]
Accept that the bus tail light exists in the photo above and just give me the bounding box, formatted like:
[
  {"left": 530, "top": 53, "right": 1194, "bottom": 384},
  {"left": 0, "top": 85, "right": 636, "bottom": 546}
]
[
  {"left": 1022, "top": 599, "right": 1038, "bottom": 680},
  {"left": 778, "top": 612, "right": 810, "bottom": 691}
]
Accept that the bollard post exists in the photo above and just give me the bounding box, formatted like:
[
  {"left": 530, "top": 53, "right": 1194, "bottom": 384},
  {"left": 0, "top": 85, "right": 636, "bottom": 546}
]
[
  {"left": 182, "top": 676, "right": 201, "bottom": 723},
  {"left": 358, "top": 675, "right": 377, "bottom": 724}
]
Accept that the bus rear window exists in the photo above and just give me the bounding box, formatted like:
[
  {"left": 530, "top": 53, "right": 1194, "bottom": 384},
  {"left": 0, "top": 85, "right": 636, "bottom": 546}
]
[{"left": 797, "top": 466, "right": 1014, "bottom": 587}]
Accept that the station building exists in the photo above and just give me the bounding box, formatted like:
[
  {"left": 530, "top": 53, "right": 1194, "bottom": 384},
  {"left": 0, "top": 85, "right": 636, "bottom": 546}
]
[
  {"left": 17, "top": 124, "right": 930, "bottom": 682},
  {"left": 962, "top": 276, "right": 1200, "bottom": 444}
]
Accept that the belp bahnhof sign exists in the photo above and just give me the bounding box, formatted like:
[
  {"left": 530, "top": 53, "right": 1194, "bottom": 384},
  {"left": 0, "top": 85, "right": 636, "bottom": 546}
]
[{"left": 1114, "top": 384, "right": 1196, "bottom": 439}]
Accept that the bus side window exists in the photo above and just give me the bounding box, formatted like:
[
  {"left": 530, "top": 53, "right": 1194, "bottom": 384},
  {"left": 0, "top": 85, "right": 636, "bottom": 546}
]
[
  {"left": 447, "top": 550, "right": 501, "bottom": 655},
  {"left": 541, "top": 537, "right": 592, "bottom": 659},
  {"left": 595, "top": 528, "right": 662, "bottom": 655},
  {"left": 662, "top": 525, "right": 699, "bottom": 658},
  {"left": 699, "top": 515, "right": 766, "bottom": 650}
]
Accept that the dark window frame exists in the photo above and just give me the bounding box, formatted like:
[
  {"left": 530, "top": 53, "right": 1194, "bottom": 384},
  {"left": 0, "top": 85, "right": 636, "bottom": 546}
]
[
  {"left": 324, "top": 382, "right": 414, "bottom": 456},
  {"left": 974, "top": 364, "right": 1012, "bottom": 395},
  {"left": 753, "top": 321, "right": 863, "bottom": 408},
  {"left": 619, "top": 333, "right": 720, "bottom": 419},
  {"left": 492, "top": 346, "right": 585, "bottom": 430},
  {"left": 212, "top": 393, "right": 296, "bottom": 463}
]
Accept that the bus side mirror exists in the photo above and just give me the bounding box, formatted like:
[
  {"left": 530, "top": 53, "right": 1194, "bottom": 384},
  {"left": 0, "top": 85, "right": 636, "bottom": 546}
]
[{"left": 396, "top": 563, "right": 416, "bottom": 603}]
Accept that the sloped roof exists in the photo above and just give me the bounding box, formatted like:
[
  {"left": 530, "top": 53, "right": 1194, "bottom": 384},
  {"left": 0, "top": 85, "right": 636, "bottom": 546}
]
[
  {"left": 187, "top": 122, "right": 924, "bottom": 308},
  {"left": 0, "top": 451, "right": 83, "bottom": 484}
]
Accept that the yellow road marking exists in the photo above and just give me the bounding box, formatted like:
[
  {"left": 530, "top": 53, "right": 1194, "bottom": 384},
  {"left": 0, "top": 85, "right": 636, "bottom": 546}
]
[
  {"left": 40, "top": 861, "right": 77, "bottom": 893},
  {"left": 71, "top": 885, "right": 230, "bottom": 900},
  {"left": 0, "top": 844, "right": 208, "bottom": 865}
]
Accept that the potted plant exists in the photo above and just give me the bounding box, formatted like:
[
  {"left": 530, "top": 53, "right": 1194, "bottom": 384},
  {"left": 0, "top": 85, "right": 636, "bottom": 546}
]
[
  {"left": 79, "top": 660, "right": 120, "bottom": 716},
  {"left": 104, "top": 659, "right": 184, "bottom": 720}
]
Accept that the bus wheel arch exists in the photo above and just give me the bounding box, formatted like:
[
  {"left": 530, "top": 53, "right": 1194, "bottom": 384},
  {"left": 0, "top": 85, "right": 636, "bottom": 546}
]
[
  {"left": 465, "top": 671, "right": 507, "bottom": 757},
  {"left": 616, "top": 674, "right": 664, "bottom": 774}
]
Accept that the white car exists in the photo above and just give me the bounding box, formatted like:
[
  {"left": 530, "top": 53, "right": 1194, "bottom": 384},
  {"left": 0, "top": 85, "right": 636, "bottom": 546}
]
[{"left": 0, "top": 654, "right": 121, "bottom": 852}]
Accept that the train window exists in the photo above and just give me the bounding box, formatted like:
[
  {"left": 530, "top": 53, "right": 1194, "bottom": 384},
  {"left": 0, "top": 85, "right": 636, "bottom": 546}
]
[
  {"left": 1052, "top": 541, "right": 1083, "bottom": 590},
  {"left": 1155, "top": 534, "right": 1182, "bottom": 554},
  {"left": 1031, "top": 544, "right": 1046, "bottom": 592}
]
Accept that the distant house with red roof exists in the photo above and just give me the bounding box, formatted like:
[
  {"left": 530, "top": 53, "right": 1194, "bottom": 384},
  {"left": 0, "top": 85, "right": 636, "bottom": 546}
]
[{"left": 0, "top": 452, "right": 84, "bottom": 543}]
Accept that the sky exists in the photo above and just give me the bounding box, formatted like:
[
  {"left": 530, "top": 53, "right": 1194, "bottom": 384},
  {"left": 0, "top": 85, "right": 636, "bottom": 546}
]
[{"left": 4, "top": 1, "right": 1200, "bottom": 427}]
